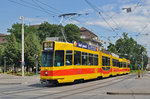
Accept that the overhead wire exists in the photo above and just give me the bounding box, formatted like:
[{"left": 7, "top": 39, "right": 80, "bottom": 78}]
[
  {"left": 70, "top": 18, "right": 112, "bottom": 43},
  {"left": 8, "top": 0, "right": 46, "bottom": 13},
  {"left": 32, "top": 0, "right": 59, "bottom": 16},
  {"left": 36, "top": 0, "right": 63, "bottom": 14},
  {"left": 85, "top": 0, "right": 119, "bottom": 37},
  {"left": 8, "top": 0, "right": 57, "bottom": 17}
]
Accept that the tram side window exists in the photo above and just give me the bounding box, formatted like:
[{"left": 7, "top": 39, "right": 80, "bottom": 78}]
[
  {"left": 117, "top": 60, "right": 119, "bottom": 67},
  {"left": 107, "top": 58, "right": 110, "bottom": 66},
  {"left": 66, "top": 50, "right": 72, "bottom": 66},
  {"left": 82, "top": 52, "right": 87, "bottom": 65},
  {"left": 94, "top": 54, "right": 98, "bottom": 65},
  {"left": 113, "top": 59, "right": 116, "bottom": 67},
  {"left": 74, "top": 51, "right": 81, "bottom": 65},
  {"left": 121, "top": 62, "right": 123, "bottom": 68},
  {"left": 102, "top": 56, "right": 110, "bottom": 66},
  {"left": 54, "top": 50, "right": 64, "bottom": 67},
  {"left": 102, "top": 56, "right": 105, "bottom": 66},
  {"left": 128, "top": 64, "right": 130, "bottom": 68},
  {"left": 123, "top": 62, "right": 126, "bottom": 68},
  {"left": 89, "top": 54, "right": 93, "bottom": 65},
  {"left": 119, "top": 62, "right": 121, "bottom": 68},
  {"left": 113, "top": 59, "right": 119, "bottom": 67}
]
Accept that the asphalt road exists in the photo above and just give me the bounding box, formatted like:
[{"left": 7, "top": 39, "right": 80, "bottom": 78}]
[{"left": 0, "top": 73, "right": 150, "bottom": 99}]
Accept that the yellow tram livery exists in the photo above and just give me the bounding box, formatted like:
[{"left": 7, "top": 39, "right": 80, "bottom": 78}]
[{"left": 40, "top": 41, "right": 130, "bottom": 84}]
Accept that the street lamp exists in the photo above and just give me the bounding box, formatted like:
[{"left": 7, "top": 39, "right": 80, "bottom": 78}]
[
  {"left": 20, "top": 16, "right": 24, "bottom": 77},
  {"left": 36, "top": 55, "right": 38, "bottom": 74},
  {"left": 141, "top": 52, "right": 145, "bottom": 77},
  {"left": 4, "top": 56, "right": 6, "bottom": 73}
]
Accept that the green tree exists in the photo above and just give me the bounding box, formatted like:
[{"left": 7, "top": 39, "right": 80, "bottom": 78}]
[
  {"left": 24, "top": 33, "right": 41, "bottom": 71},
  {"left": 7, "top": 23, "right": 38, "bottom": 43},
  {"left": 38, "top": 22, "right": 61, "bottom": 42},
  {"left": 0, "top": 42, "right": 3, "bottom": 66},
  {"left": 64, "top": 24, "right": 85, "bottom": 43},
  {"left": 108, "top": 32, "right": 148, "bottom": 70},
  {"left": 3, "top": 34, "right": 20, "bottom": 68}
]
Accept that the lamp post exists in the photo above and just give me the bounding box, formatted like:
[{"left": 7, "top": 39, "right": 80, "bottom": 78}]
[
  {"left": 36, "top": 55, "right": 38, "bottom": 74},
  {"left": 20, "top": 16, "right": 24, "bottom": 77},
  {"left": 4, "top": 56, "right": 6, "bottom": 73},
  {"left": 141, "top": 52, "right": 145, "bottom": 77}
]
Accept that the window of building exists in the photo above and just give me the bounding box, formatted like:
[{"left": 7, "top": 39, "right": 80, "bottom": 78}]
[
  {"left": 54, "top": 50, "right": 64, "bottom": 67},
  {"left": 74, "top": 51, "right": 81, "bottom": 65},
  {"left": 66, "top": 50, "right": 72, "bottom": 66},
  {"left": 82, "top": 52, "right": 88, "bottom": 65}
]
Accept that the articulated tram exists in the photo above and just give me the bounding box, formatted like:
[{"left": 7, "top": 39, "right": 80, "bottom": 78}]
[{"left": 40, "top": 41, "right": 130, "bottom": 84}]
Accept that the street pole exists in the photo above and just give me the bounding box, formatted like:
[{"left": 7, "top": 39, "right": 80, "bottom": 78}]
[
  {"left": 20, "top": 16, "right": 24, "bottom": 77},
  {"left": 4, "top": 56, "right": 6, "bottom": 73},
  {"left": 36, "top": 55, "right": 38, "bottom": 74},
  {"left": 142, "top": 54, "right": 143, "bottom": 77}
]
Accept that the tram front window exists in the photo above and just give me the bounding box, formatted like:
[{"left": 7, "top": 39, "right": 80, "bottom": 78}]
[
  {"left": 42, "top": 51, "right": 53, "bottom": 67},
  {"left": 54, "top": 50, "right": 64, "bottom": 67}
]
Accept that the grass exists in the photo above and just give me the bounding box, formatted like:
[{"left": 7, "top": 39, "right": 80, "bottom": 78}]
[
  {"left": 3, "top": 71, "right": 40, "bottom": 76},
  {"left": 130, "top": 70, "right": 139, "bottom": 73},
  {"left": 130, "top": 70, "right": 147, "bottom": 74}
]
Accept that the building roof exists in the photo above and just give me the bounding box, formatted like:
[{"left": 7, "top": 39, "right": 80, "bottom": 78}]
[
  {"left": 0, "top": 33, "right": 7, "bottom": 44},
  {"left": 80, "top": 27, "right": 98, "bottom": 39},
  {"left": 30, "top": 25, "right": 40, "bottom": 28},
  {"left": 0, "top": 33, "right": 6, "bottom": 37}
]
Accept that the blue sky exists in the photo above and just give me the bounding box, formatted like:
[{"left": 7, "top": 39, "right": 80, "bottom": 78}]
[{"left": 1, "top": 0, "right": 150, "bottom": 56}]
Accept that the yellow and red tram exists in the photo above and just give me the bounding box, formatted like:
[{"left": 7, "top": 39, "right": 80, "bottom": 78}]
[
  {"left": 40, "top": 41, "right": 130, "bottom": 84},
  {"left": 111, "top": 54, "right": 120, "bottom": 76}
]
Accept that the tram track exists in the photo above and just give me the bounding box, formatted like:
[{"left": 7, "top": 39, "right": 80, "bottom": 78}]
[
  {"left": 53, "top": 74, "right": 136, "bottom": 99},
  {"left": 0, "top": 74, "right": 136, "bottom": 99},
  {"left": 31, "top": 74, "right": 136, "bottom": 99}
]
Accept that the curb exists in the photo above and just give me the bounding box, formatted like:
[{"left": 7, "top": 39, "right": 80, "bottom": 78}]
[
  {"left": 107, "top": 92, "right": 150, "bottom": 95},
  {"left": 0, "top": 83, "right": 22, "bottom": 85}
]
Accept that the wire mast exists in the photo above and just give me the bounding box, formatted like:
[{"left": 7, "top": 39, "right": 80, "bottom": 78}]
[{"left": 59, "top": 13, "right": 78, "bottom": 42}]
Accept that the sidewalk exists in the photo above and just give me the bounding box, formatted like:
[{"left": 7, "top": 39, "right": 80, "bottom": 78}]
[
  {"left": 107, "top": 72, "right": 150, "bottom": 95},
  {"left": 0, "top": 73, "right": 40, "bottom": 85}
]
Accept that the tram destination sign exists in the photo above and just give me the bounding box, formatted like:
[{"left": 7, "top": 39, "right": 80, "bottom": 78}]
[
  {"left": 73, "top": 41, "right": 98, "bottom": 51},
  {"left": 43, "top": 42, "right": 54, "bottom": 50}
]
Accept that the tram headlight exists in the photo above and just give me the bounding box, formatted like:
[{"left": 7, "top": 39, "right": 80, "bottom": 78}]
[{"left": 45, "top": 71, "right": 48, "bottom": 75}]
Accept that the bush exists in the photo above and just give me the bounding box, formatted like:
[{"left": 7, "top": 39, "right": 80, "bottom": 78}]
[{"left": 25, "top": 72, "right": 35, "bottom": 76}]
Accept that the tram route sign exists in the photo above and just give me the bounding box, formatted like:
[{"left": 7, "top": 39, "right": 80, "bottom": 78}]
[
  {"left": 73, "top": 40, "right": 98, "bottom": 51},
  {"left": 43, "top": 42, "right": 54, "bottom": 50}
]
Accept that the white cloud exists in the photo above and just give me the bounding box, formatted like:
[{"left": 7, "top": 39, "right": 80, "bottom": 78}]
[
  {"left": 25, "top": 17, "right": 49, "bottom": 25},
  {"left": 79, "top": 8, "right": 94, "bottom": 14},
  {"left": 80, "top": 0, "right": 150, "bottom": 56},
  {"left": 99, "top": 4, "right": 116, "bottom": 12}
]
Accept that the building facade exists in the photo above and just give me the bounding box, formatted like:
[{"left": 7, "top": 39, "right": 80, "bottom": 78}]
[{"left": 80, "top": 27, "right": 102, "bottom": 50}]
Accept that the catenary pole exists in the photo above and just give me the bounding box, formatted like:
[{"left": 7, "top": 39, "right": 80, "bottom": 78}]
[{"left": 20, "top": 16, "right": 24, "bottom": 77}]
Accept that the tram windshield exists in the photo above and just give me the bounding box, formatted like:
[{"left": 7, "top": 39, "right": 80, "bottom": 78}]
[{"left": 42, "top": 51, "right": 53, "bottom": 67}]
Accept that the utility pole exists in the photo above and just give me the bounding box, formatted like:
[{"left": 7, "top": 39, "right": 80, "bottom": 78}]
[
  {"left": 20, "top": 16, "right": 24, "bottom": 77},
  {"left": 59, "top": 13, "right": 79, "bottom": 42},
  {"left": 36, "top": 55, "right": 38, "bottom": 74},
  {"left": 142, "top": 53, "right": 144, "bottom": 77},
  {"left": 4, "top": 56, "right": 6, "bottom": 73}
]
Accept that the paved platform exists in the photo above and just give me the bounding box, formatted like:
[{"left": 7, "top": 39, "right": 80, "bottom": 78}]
[
  {"left": 107, "top": 72, "right": 150, "bottom": 95},
  {"left": 0, "top": 73, "right": 40, "bottom": 85}
]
